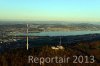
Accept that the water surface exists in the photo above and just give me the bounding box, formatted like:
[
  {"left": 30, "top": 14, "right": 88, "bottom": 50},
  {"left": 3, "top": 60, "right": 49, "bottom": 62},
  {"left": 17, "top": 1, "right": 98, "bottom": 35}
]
[{"left": 15, "top": 31, "right": 100, "bottom": 36}]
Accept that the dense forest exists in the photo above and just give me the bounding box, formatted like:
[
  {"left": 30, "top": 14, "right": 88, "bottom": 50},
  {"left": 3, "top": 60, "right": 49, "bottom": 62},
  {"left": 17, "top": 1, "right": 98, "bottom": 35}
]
[{"left": 0, "top": 40, "right": 100, "bottom": 66}]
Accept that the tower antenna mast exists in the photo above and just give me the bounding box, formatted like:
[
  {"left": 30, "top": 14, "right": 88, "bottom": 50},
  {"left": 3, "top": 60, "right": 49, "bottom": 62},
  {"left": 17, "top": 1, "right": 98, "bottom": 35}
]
[
  {"left": 59, "top": 36, "right": 61, "bottom": 45},
  {"left": 26, "top": 24, "right": 29, "bottom": 50}
]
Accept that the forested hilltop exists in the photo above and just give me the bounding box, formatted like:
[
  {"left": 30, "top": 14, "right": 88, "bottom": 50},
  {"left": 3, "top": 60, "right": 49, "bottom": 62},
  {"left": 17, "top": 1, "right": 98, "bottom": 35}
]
[{"left": 0, "top": 40, "right": 100, "bottom": 66}]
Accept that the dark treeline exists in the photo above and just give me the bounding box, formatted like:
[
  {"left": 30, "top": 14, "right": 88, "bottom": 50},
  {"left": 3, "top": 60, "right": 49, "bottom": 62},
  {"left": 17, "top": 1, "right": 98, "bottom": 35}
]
[{"left": 0, "top": 40, "right": 100, "bottom": 66}]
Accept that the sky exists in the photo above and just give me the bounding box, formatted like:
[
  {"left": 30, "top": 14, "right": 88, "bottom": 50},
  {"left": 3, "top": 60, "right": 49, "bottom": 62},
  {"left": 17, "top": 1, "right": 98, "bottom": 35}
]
[{"left": 0, "top": 0, "right": 100, "bottom": 23}]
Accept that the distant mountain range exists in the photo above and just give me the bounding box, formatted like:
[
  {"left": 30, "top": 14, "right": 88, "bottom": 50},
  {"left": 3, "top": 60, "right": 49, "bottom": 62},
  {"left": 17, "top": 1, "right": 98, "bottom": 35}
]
[
  {"left": 0, "top": 21, "right": 100, "bottom": 33},
  {"left": 0, "top": 21, "right": 100, "bottom": 25}
]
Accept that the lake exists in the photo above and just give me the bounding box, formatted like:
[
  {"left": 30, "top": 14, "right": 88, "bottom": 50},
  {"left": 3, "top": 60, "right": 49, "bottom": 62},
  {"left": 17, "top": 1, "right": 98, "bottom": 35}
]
[{"left": 15, "top": 31, "right": 100, "bottom": 36}]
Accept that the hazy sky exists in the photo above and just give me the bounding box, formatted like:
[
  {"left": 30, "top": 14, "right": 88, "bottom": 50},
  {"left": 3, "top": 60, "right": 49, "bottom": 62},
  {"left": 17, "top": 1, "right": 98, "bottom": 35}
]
[{"left": 0, "top": 0, "right": 100, "bottom": 22}]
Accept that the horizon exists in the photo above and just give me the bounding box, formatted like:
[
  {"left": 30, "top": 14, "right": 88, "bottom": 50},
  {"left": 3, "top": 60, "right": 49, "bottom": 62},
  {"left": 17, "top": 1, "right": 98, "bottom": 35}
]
[{"left": 0, "top": 21, "right": 100, "bottom": 25}]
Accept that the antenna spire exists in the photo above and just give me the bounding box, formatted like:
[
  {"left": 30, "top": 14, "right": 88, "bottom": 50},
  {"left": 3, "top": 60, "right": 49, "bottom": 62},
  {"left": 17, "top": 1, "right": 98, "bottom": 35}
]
[
  {"left": 59, "top": 36, "right": 61, "bottom": 45},
  {"left": 26, "top": 24, "right": 29, "bottom": 50}
]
